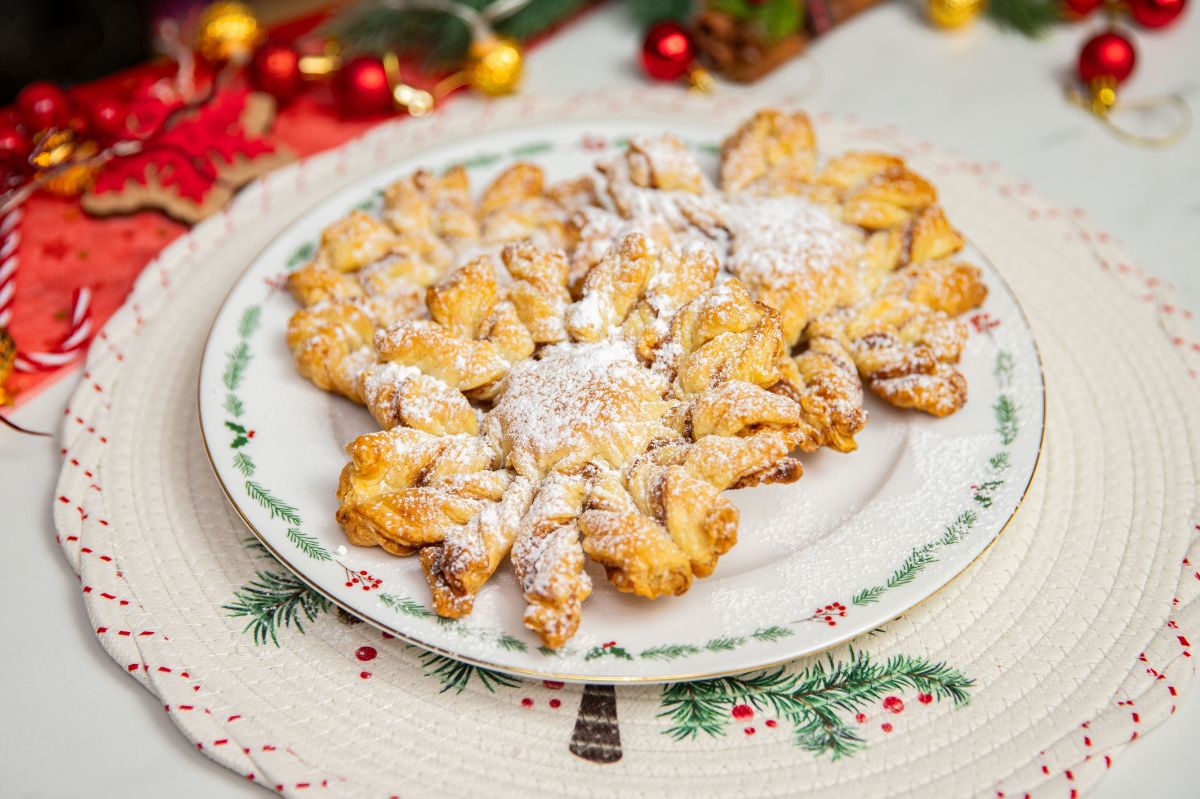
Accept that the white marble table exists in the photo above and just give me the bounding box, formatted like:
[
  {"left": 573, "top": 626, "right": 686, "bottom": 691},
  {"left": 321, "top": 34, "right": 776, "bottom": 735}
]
[{"left": 2, "top": 4, "right": 1196, "bottom": 795}]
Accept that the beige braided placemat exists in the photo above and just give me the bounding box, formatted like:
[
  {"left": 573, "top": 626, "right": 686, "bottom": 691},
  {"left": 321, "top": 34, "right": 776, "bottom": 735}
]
[{"left": 52, "top": 90, "right": 1200, "bottom": 798}]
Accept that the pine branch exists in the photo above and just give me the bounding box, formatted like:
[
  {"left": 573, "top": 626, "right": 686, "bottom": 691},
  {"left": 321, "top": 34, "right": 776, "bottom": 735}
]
[
  {"left": 886, "top": 545, "right": 937, "bottom": 589},
  {"left": 419, "top": 652, "right": 519, "bottom": 694},
  {"left": 705, "top": 636, "right": 745, "bottom": 652},
  {"left": 245, "top": 480, "right": 303, "bottom": 526},
  {"left": 222, "top": 342, "right": 250, "bottom": 391},
  {"left": 987, "top": 0, "right": 1060, "bottom": 37},
  {"left": 496, "top": 633, "right": 528, "bottom": 652},
  {"left": 326, "top": 0, "right": 590, "bottom": 69},
  {"left": 641, "top": 643, "right": 704, "bottom": 661},
  {"left": 286, "top": 528, "right": 331, "bottom": 561},
  {"left": 629, "top": 0, "right": 690, "bottom": 27},
  {"left": 238, "top": 305, "right": 262, "bottom": 339},
  {"left": 752, "top": 625, "right": 793, "bottom": 642},
  {"left": 657, "top": 652, "right": 974, "bottom": 756},
  {"left": 242, "top": 535, "right": 270, "bottom": 556},
  {"left": 232, "top": 451, "right": 256, "bottom": 477},
  {"left": 659, "top": 680, "right": 740, "bottom": 740},
  {"left": 989, "top": 451, "right": 1010, "bottom": 471},
  {"left": 223, "top": 393, "right": 244, "bottom": 418},
  {"left": 224, "top": 570, "right": 331, "bottom": 646},
  {"left": 286, "top": 242, "right": 315, "bottom": 270},
  {"left": 994, "top": 349, "right": 1015, "bottom": 385},
  {"left": 939, "top": 509, "right": 977, "bottom": 546},
  {"left": 994, "top": 395, "right": 1018, "bottom": 445},
  {"left": 379, "top": 592, "right": 435, "bottom": 618},
  {"left": 853, "top": 585, "right": 884, "bottom": 606}
]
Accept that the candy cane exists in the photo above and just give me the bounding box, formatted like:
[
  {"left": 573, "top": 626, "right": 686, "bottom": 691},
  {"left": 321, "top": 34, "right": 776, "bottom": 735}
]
[
  {"left": 14, "top": 287, "right": 93, "bottom": 372},
  {"left": 0, "top": 206, "right": 94, "bottom": 373},
  {"left": 0, "top": 208, "right": 21, "bottom": 329}
]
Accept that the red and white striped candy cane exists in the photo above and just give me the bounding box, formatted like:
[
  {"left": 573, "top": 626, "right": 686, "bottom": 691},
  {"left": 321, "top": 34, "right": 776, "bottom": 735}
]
[
  {"left": 14, "top": 287, "right": 93, "bottom": 372},
  {"left": 0, "top": 206, "right": 94, "bottom": 373},
  {"left": 0, "top": 207, "right": 20, "bottom": 329}
]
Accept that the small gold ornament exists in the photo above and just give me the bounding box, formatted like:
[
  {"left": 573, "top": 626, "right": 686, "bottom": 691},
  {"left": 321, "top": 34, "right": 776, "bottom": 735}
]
[
  {"left": 688, "top": 67, "right": 716, "bottom": 95},
  {"left": 928, "top": 0, "right": 985, "bottom": 29},
  {"left": 31, "top": 130, "right": 100, "bottom": 197},
  {"left": 467, "top": 37, "right": 524, "bottom": 96},
  {"left": 383, "top": 52, "right": 436, "bottom": 117},
  {"left": 196, "top": 1, "right": 264, "bottom": 64},
  {"left": 0, "top": 329, "right": 16, "bottom": 407}
]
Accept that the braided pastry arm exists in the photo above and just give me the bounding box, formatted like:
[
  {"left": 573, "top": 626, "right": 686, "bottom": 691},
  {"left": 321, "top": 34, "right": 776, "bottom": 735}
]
[
  {"left": 420, "top": 475, "right": 536, "bottom": 618},
  {"left": 358, "top": 362, "right": 478, "bottom": 435},
  {"left": 576, "top": 466, "right": 692, "bottom": 600},
  {"left": 335, "top": 427, "right": 500, "bottom": 555},
  {"left": 478, "top": 162, "right": 573, "bottom": 249},
  {"left": 285, "top": 302, "right": 375, "bottom": 402},
  {"left": 810, "top": 297, "right": 970, "bottom": 417},
  {"left": 662, "top": 280, "right": 787, "bottom": 397},
  {"left": 374, "top": 254, "right": 534, "bottom": 399},
  {"left": 511, "top": 473, "right": 593, "bottom": 648},
  {"left": 383, "top": 165, "right": 478, "bottom": 245},
  {"left": 720, "top": 109, "right": 818, "bottom": 195},
  {"left": 502, "top": 241, "right": 572, "bottom": 344}
]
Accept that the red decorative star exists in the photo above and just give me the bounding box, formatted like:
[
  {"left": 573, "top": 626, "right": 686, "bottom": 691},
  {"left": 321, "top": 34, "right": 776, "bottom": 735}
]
[{"left": 41, "top": 237, "right": 70, "bottom": 260}]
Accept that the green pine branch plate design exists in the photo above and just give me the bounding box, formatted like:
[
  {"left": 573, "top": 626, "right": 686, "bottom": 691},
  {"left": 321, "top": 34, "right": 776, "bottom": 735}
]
[{"left": 198, "top": 118, "right": 1045, "bottom": 683}]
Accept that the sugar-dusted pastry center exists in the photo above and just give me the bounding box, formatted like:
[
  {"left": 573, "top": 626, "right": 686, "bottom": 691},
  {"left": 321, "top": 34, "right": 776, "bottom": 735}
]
[
  {"left": 727, "top": 195, "right": 859, "bottom": 286},
  {"left": 485, "top": 340, "right": 670, "bottom": 477}
]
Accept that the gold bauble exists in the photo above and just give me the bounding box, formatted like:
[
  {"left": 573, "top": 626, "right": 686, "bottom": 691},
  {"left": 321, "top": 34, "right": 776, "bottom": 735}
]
[
  {"left": 0, "top": 329, "right": 15, "bottom": 407},
  {"left": 467, "top": 38, "right": 524, "bottom": 97},
  {"left": 928, "top": 0, "right": 985, "bottom": 28},
  {"left": 196, "top": 1, "right": 264, "bottom": 64},
  {"left": 32, "top": 131, "right": 99, "bottom": 197}
]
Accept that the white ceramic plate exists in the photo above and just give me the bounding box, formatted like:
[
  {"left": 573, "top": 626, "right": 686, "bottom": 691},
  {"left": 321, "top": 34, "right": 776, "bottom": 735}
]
[{"left": 198, "top": 118, "right": 1044, "bottom": 683}]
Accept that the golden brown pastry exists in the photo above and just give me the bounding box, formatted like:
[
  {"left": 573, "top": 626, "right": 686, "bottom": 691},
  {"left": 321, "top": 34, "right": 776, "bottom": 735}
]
[{"left": 284, "top": 108, "right": 995, "bottom": 650}]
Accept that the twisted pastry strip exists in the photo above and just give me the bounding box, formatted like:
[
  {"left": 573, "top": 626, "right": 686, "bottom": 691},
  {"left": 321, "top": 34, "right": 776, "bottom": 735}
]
[
  {"left": 578, "top": 467, "right": 692, "bottom": 600},
  {"left": 420, "top": 475, "right": 535, "bottom": 618},
  {"left": 511, "top": 473, "right": 593, "bottom": 648},
  {"left": 336, "top": 427, "right": 500, "bottom": 556}
]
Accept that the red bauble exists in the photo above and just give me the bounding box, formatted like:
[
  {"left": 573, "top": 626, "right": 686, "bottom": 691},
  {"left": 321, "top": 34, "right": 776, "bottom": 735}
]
[
  {"left": 333, "top": 55, "right": 393, "bottom": 117},
  {"left": 641, "top": 22, "right": 696, "bottom": 81},
  {"left": 250, "top": 41, "right": 303, "bottom": 103},
  {"left": 1078, "top": 30, "right": 1137, "bottom": 84},
  {"left": 86, "top": 97, "right": 130, "bottom": 140},
  {"left": 0, "top": 119, "right": 32, "bottom": 168},
  {"left": 16, "top": 81, "right": 72, "bottom": 132},
  {"left": 1129, "top": 0, "right": 1187, "bottom": 27},
  {"left": 1062, "top": 0, "right": 1103, "bottom": 17}
]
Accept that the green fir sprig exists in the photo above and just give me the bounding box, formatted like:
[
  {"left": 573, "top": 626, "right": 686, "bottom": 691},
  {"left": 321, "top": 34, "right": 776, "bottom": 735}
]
[
  {"left": 225, "top": 570, "right": 332, "bottom": 646},
  {"left": 287, "top": 528, "right": 331, "bottom": 561},
  {"left": 245, "top": 480, "right": 303, "bottom": 526},
  {"left": 380, "top": 592, "right": 436, "bottom": 618},
  {"left": 326, "top": 0, "right": 590, "bottom": 69},
  {"left": 658, "top": 650, "right": 973, "bottom": 758},
  {"left": 419, "top": 651, "right": 520, "bottom": 693},
  {"left": 987, "top": 0, "right": 1060, "bottom": 37},
  {"left": 995, "top": 395, "right": 1018, "bottom": 445}
]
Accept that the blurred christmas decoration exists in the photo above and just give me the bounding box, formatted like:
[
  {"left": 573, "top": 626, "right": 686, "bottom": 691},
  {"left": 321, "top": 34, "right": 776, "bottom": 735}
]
[
  {"left": 325, "top": 1, "right": 562, "bottom": 103},
  {"left": 327, "top": 0, "right": 586, "bottom": 69},
  {"left": 1065, "top": 23, "right": 1190, "bottom": 147},
  {"left": 81, "top": 88, "right": 291, "bottom": 223},
  {"left": 690, "top": 1, "right": 809, "bottom": 83},
  {"left": 195, "top": 1, "right": 265, "bottom": 65},
  {"left": 1128, "top": 0, "right": 1187, "bottom": 27},
  {"left": 250, "top": 41, "right": 304, "bottom": 102},
  {"left": 928, "top": 0, "right": 986, "bottom": 28},
  {"left": 641, "top": 21, "right": 697, "bottom": 80}
]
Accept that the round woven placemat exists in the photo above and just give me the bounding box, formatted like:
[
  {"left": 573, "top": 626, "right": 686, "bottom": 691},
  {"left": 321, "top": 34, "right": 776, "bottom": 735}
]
[{"left": 53, "top": 90, "right": 1200, "bottom": 798}]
